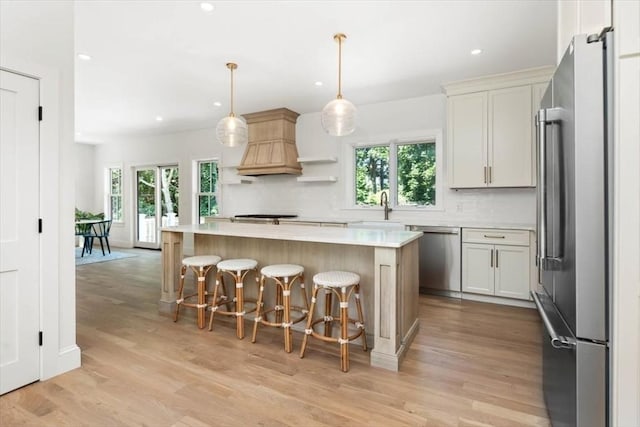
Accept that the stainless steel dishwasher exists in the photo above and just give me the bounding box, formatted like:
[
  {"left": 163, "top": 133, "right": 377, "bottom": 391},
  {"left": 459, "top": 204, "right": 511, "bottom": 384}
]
[{"left": 409, "top": 226, "right": 462, "bottom": 297}]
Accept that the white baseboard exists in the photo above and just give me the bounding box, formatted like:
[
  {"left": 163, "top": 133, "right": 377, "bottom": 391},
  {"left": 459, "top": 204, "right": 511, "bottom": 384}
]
[
  {"left": 42, "top": 344, "right": 81, "bottom": 381},
  {"left": 461, "top": 292, "right": 535, "bottom": 309}
]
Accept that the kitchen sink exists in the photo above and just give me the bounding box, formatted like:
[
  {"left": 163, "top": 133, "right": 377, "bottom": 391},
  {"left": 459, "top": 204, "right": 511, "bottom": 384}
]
[{"left": 347, "top": 221, "right": 406, "bottom": 230}]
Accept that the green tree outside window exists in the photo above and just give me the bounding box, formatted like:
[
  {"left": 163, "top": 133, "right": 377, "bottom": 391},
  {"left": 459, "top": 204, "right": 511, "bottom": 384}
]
[{"left": 354, "top": 141, "right": 436, "bottom": 207}]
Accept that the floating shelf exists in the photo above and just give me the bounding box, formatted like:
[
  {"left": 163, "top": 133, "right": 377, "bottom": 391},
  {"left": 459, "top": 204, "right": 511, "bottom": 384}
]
[
  {"left": 222, "top": 176, "right": 258, "bottom": 185},
  {"left": 296, "top": 156, "right": 337, "bottom": 164},
  {"left": 296, "top": 176, "right": 337, "bottom": 183}
]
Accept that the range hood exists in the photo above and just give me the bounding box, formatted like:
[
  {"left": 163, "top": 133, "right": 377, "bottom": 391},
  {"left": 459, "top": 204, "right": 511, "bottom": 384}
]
[{"left": 236, "top": 108, "right": 302, "bottom": 176}]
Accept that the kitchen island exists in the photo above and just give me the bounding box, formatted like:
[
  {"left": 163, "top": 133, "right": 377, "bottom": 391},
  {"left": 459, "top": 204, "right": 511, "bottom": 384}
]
[{"left": 160, "top": 222, "right": 421, "bottom": 371}]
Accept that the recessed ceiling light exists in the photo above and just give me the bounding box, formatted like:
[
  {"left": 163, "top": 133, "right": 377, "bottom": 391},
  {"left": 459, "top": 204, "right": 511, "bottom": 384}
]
[
  {"left": 471, "top": 49, "right": 483, "bottom": 55},
  {"left": 200, "top": 2, "right": 214, "bottom": 12},
  {"left": 315, "top": 81, "right": 323, "bottom": 86},
  {"left": 77, "top": 53, "right": 92, "bottom": 61},
  {"left": 213, "top": 101, "right": 222, "bottom": 107},
  {"left": 155, "top": 116, "right": 163, "bottom": 122}
]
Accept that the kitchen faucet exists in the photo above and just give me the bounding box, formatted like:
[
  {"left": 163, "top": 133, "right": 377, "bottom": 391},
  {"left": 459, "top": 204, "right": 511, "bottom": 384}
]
[{"left": 380, "top": 192, "right": 392, "bottom": 220}]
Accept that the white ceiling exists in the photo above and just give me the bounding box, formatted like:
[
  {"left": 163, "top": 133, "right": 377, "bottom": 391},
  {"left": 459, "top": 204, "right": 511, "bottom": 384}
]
[{"left": 74, "top": 0, "right": 557, "bottom": 143}]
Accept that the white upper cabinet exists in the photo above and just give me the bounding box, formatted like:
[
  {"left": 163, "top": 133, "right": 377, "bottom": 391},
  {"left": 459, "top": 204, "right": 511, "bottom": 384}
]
[
  {"left": 488, "top": 85, "right": 532, "bottom": 187},
  {"left": 447, "top": 93, "right": 487, "bottom": 187},
  {"left": 444, "top": 67, "right": 553, "bottom": 189}
]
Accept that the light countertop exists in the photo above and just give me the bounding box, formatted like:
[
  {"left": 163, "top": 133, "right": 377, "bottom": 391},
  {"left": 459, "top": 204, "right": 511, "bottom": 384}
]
[
  {"left": 203, "top": 216, "right": 536, "bottom": 231},
  {"left": 163, "top": 222, "right": 422, "bottom": 248},
  {"left": 283, "top": 217, "right": 536, "bottom": 231}
]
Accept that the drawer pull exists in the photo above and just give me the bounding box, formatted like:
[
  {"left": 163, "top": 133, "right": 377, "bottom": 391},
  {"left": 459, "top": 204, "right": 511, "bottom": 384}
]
[{"left": 483, "top": 234, "right": 505, "bottom": 239}]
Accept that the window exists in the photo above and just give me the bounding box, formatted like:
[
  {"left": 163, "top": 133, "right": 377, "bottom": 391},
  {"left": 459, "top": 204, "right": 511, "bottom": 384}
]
[
  {"left": 196, "top": 160, "right": 219, "bottom": 223},
  {"left": 349, "top": 132, "right": 442, "bottom": 210},
  {"left": 108, "top": 167, "right": 123, "bottom": 222},
  {"left": 355, "top": 146, "right": 390, "bottom": 205}
]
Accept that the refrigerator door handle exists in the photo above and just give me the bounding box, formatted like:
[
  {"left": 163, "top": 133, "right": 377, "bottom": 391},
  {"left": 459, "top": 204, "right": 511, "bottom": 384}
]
[
  {"left": 536, "top": 107, "right": 563, "bottom": 271},
  {"left": 532, "top": 291, "right": 577, "bottom": 349}
]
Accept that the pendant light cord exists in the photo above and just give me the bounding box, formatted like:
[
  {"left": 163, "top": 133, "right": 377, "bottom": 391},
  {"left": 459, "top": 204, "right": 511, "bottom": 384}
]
[
  {"left": 227, "top": 62, "right": 237, "bottom": 118},
  {"left": 337, "top": 36, "right": 342, "bottom": 99},
  {"left": 335, "top": 34, "right": 345, "bottom": 100}
]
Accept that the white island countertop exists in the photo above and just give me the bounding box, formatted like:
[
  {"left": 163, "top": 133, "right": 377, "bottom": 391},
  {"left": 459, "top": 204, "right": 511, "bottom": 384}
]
[{"left": 163, "top": 222, "right": 422, "bottom": 248}]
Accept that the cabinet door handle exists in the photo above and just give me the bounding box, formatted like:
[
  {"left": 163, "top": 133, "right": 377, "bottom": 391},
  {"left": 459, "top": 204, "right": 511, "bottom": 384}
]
[
  {"left": 484, "top": 166, "right": 487, "bottom": 184},
  {"left": 483, "top": 234, "right": 505, "bottom": 239},
  {"left": 496, "top": 250, "right": 499, "bottom": 268},
  {"left": 490, "top": 249, "right": 494, "bottom": 267},
  {"left": 489, "top": 166, "right": 492, "bottom": 183}
]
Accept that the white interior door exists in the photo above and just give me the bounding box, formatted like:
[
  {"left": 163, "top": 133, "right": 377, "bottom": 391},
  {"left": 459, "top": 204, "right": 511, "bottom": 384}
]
[{"left": 0, "top": 70, "right": 41, "bottom": 394}]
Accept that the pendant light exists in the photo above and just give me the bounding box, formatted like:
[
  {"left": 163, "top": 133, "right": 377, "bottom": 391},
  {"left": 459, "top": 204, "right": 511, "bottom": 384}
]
[
  {"left": 321, "top": 33, "right": 356, "bottom": 136},
  {"left": 216, "top": 62, "right": 248, "bottom": 147}
]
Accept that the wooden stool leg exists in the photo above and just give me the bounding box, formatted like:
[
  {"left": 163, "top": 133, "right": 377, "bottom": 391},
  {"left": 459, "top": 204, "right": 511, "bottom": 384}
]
[
  {"left": 235, "top": 271, "right": 244, "bottom": 339},
  {"left": 340, "top": 287, "right": 349, "bottom": 372},
  {"left": 275, "top": 284, "right": 284, "bottom": 325},
  {"left": 324, "top": 290, "right": 333, "bottom": 337},
  {"left": 174, "top": 265, "right": 187, "bottom": 322},
  {"left": 208, "top": 271, "right": 223, "bottom": 331},
  {"left": 196, "top": 266, "right": 206, "bottom": 329},
  {"left": 300, "top": 284, "right": 319, "bottom": 358},
  {"left": 251, "top": 275, "right": 266, "bottom": 343},
  {"left": 298, "top": 274, "right": 309, "bottom": 317},
  {"left": 354, "top": 284, "right": 367, "bottom": 351},
  {"left": 283, "top": 277, "right": 292, "bottom": 353}
]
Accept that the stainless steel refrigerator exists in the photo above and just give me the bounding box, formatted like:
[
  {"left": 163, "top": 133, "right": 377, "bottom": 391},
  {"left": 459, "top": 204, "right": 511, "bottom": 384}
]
[{"left": 532, "top": 30, "right": 613, "bottom": 427}]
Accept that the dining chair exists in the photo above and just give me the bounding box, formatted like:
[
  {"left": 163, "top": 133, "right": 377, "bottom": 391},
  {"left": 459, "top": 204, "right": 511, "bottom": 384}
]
[
  {"left": 92, "top": 219, "right": 112, "bottom": 256},
  {"left": 75, "top": 222, "right": 94, "bottom": 257}
]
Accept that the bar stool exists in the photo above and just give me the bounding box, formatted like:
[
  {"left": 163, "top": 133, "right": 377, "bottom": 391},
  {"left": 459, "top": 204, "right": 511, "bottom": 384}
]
[
  {"left": 300, "top": 271, "right": 367, "bottom": 372},
  {"left": 173, "top": 255, "right": 222, "bottom": 329},
  {"left": 251, "top": 264, "right": 309, "bottom": 353},
  {"left": 208, "top": 258, "right": 258, "bottom": 339}
]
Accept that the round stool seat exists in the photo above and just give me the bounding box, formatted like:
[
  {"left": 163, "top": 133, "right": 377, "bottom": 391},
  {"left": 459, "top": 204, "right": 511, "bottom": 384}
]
[
  {"left": 217, "top": 258, "right": 258, "bottom": 272},
  {"left": 209, "top": 258, "right": 259, "bottom": 339},
  {"left": 261, "top": 264, "right": 304, "bottom": 278},
  {"left": 313, "top": 271, "right": 360, "bottom": 288},
  {"left": 182, "top": 255, "right": 221, "bottom": 268},
  {"left": 174, "top": 255, "right": 221, "bottom": 329}
]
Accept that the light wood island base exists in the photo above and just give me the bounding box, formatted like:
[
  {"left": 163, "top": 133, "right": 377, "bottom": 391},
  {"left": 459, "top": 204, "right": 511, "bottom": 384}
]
[{"left": 160, "top": 223, "right": 420, "bottom": 371}]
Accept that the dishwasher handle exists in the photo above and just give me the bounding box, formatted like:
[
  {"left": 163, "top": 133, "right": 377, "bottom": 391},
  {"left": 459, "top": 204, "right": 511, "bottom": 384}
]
[{"left": 410, "top": 226, "right": 460, "bottom": 235}]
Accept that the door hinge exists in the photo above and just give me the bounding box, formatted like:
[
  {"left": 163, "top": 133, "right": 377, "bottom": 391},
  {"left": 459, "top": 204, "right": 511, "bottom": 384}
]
[
  {"left": 38, "top": 106, "right": 43, "bottom": 121},
  {"left": 38, "top": 218, "right": 43, "bottom": 233},
  {"left": 39, "top": 331, "right": 43, "bottom": 346}
]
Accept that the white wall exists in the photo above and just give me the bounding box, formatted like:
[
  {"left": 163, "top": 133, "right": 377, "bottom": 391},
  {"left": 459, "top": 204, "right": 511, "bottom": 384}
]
[
  {"left": 74, "top": 143, "right": 95, "bottom": 212},
  {"left": 557, "top": 0, "right": 611, "bottom": 61},
  {"left": 611, "top": 0, "right": 640, "bottom": 424},
  {"left": 92, "top": 93, "right": 536, "bottom": 251},
  {"left": 0, "top": 0, "right": 80, "bottom": 379}
]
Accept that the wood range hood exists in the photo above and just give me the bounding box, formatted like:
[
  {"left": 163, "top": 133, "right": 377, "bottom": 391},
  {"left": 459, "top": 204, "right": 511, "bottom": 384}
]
[{"left": 236, "top": 108, "right": 302, "bottom": 176}]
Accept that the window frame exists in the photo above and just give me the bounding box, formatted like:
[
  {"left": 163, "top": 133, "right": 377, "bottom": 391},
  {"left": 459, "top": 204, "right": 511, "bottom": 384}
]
[
  {"left": 193, "top": 158, "right": 221, "bottom": 224},
  {"left": 105, "top": 166, "right": 124, "bottom": 223},
  {"left": 343, "top": 129, "right": 443, "bottom": 211}
]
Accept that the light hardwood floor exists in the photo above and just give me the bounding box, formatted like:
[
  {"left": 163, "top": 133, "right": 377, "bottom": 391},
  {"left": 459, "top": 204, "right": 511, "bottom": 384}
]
[{"left": 0, "top": 248, "right": 549, "bottom": 426}]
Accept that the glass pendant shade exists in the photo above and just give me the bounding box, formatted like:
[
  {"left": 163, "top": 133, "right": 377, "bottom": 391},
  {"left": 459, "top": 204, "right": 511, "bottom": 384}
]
[
  {"left": 216, "top": 115, "right": 247, "bottom": 147},
  {"left": 321, "top": 33, "right": 357, "bottom": 136},
  {"left": 217, "top": 62, "right": 248, "bottom": 147},
  {"left": 321, "top": 98, "right": 356, "bottom": 136}
]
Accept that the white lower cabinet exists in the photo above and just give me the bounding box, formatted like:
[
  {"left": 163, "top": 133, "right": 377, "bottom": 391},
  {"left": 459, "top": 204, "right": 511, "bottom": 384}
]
[
  {"left": 462, "top": 243, "right": 495, "bottom": 295},
  {"left": 462, "top": 228, "right": 531, "bottom": 300}
]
